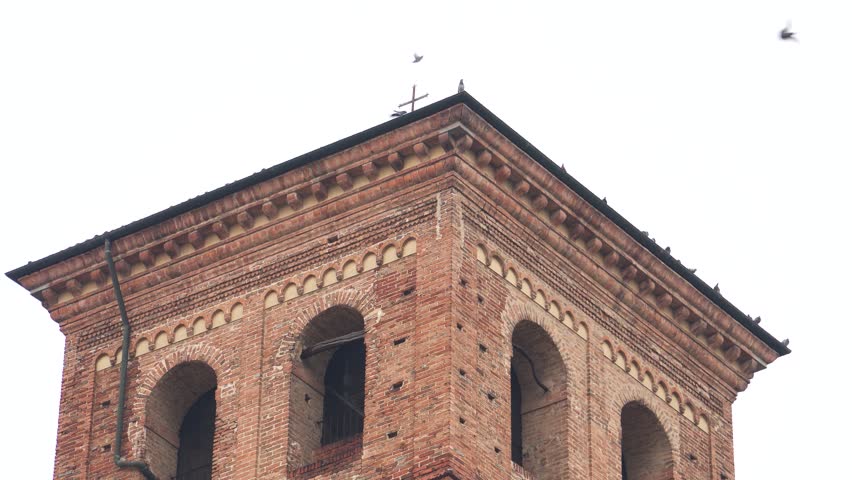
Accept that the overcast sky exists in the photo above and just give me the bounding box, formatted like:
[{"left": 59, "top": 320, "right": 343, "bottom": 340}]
[{"left": 1, "top": 1, "right": 849, "bottom": 478}]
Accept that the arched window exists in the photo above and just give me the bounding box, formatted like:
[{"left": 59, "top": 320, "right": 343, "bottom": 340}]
[
  {"left": 321, "top": 341, "right": 365, "bottom": 445},
  {"left": 176, "top": 389, "right": 216, "bottom": 479},
  {"left": 289, "top": 306, "right": 365, "bottom": 469},
  {"left": 145, "top": 361, "right": 217, "bottom": 480},
  {"left": 509, "top": 320, "right": 569, "bottom": 478},
  {"left": 621, "top": 402, "right": 673, "bottom": 480},
  {"left": 510, "top": 366, "right": 523, "bottom": 465}
]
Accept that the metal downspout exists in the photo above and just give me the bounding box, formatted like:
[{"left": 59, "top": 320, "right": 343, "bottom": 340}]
[{"left": 105, "top": 238, "right": 158, "bottom": 480}]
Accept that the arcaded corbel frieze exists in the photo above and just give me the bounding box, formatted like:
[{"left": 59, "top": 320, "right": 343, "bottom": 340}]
[
  {"left": 14, "top": 104, "right": 469, "bottom": 298},
  {"left": 451, "top": 158, "right": 750, "bottom": 391},
  {"left": 453, "top": 107, "right": 779, "bottom": 366},
  {"left": 39, "top": 146, "right": 454, "bottom": 326}
]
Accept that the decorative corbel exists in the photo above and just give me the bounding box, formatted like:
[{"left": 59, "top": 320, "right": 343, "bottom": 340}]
[
  {"left": 361, "top": 161, "right": 379, "bottom": 181},
  {"left": 311, "top": 182, "right": 328, "bottom": 201},
  {"left": 237, "top": 211, "right": 255, "bottom": 230},
  {"left": 604, "top": 251, "right": 620, "bottom": 267},
  {"left": 456, "top": 135, "right": 474, "bottom": 153},
  {"left": 586, "top": 237, "right": 603, "bottom": 254},
  {"left": 413, "top": 142, "right": 429, "bottom": 159},
  {"left": 188, "top": 230, "right": 205, "bottom": 250},
  {"left": 639, "top": 279, "right": 656, "bottom": 295},
  {"left": 673, "top": 306, "right": 691, "bottom": 323},
  {"left": 724, "top": 345, "right": 742, "bottom": 362},
  {"left": 336, "top": 172, "right": 353, "bottom": 191},
  {"left": 656, "top": 293, "right": 673, "bottom": 309},
  {"left": 211, "top": 221, "right": 229, "bottom": 240},
  {"left": 164, "top": 239, "right": 180, "bottom": 258},
  {"left": 476, "top": 150, "right": 493, "bottom": 168},
  {"left": 41, "top": 287, "right": 57, "bottom": 306},
  {"left": 531, "top": 193, "right": 548, "bottom": 210},
  {"left": 261, "top": 201, "right": 278, "bottom": 219},
  {"left": 495, "top": 165, "right": 512, "bottom": 182},
  {"left": 115, "top": 259, "right": 131, "bottom": 277},
  {"left": 706, "top": 332, "right": 724, "bottom": 349},
  {"left": 90, "top": 268, "right": 105, "bottom": 285},
  {"left": 139, "top": 250, "right": 156, "bottom": 268},
  {"left": 387, "top": 152, "right": 403, "bottom": 172},
  {"left": 549, "top": 209, "right": 567, "bottom": 226},
  {"left": 438, "top": 132, "right": 453, "bottom": 151},
  {"left": 689, "top": 319, "right": 707, "bottom": 336},
  {"left": 286, "top": 192, "right": 303, "bottom": 210},
  {"left": 621, "top": 265, "right": 638, "bottom": 282},
  {"left": 570, "top": 222, "right": 586, "bottom": 240}
]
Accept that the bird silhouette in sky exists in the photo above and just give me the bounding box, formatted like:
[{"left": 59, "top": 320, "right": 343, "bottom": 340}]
[
  {"left": 780, "top": 22, "right": 797, "bottom": 41},
  {"left": 413, "top": 53, "right": 423, "bottom": 63}
]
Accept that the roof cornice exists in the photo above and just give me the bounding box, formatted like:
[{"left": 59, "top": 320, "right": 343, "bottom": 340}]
[{"left": 6, "top": 92, "right": 788, "bottom": 359}]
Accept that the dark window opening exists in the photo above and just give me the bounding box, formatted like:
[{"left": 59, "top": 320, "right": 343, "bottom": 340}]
[
  {"left": 509, "top": 320, "right": 569, "bottom": 478},
  {"left": 621, "top": 402, "right": 673, "bottom": 480},
  {"left": 321, "top": 341, "right": 366, "bottom": 445},
  {"left": 288, "top": 306, "right": 365, "bottom": 470},
  {"left": 145, "top": 361, "right": 217, "bottom": 480},
  {"left": 510, "top": 366, "right": 523, "bottom": 466},
  {"left": 175, "top": 389, "right": 216, "bottom": 480}
]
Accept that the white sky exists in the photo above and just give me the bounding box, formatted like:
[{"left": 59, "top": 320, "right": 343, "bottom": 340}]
[{"left": 1, "top": 2, "right": 848, "bottom": 478}]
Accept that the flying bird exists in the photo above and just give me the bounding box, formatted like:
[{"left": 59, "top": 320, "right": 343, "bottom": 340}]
[
  {"left": 458, "top": 79, "right": 465, "bottom": 93},
  {"left": 779, "top": 22, "right": 797, "bottom": 41},
  {"left": 413, "top": 53, "right": 423, "bottom": 63},
  {"left": 390, "top": 110, "right": 407, "bottom": 118}
]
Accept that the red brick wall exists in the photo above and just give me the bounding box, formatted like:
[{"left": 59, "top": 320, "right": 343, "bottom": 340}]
[{"left": 34, "top": 118, "right": 753, "bottom": 480}]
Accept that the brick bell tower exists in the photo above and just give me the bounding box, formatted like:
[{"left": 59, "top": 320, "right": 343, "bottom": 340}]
[{"left": 7, "top": 92, "right": 788, "bottom": 480}]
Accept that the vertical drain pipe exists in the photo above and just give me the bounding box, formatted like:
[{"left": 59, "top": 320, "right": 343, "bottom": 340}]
[{"left": 105, "top": 238, "right": 158, "bottom": 480}]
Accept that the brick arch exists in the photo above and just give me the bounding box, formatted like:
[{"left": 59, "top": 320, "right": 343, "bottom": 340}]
[
  {"left": 500, "top": 297, "right": 582, "bottom": 385},
  {"left": 273, "top": 286, "right": 377, "bottom": 361},
  {"left": 136, "top": 341, "right": 234, "bottom": 395},
  {"left": 279, "top": 286, "right": 375, "bottom": 471},
  {"left": 501, "top": 296, "right": 577, "bottom": 479},
  {"left": 128, "top": 342, "right": 238, "bottom": 476},
  {"left": 610, "top": 383, "right": 680, "bottom": 457}
]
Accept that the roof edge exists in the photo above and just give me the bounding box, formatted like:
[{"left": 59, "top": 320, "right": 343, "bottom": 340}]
[{"left": 6, "top": 91, "right": 789, "bottom": 356}]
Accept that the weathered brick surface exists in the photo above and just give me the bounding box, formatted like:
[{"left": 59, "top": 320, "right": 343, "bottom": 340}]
[{"left": 19, "top": 102, "right": 780, "bottom": 480}]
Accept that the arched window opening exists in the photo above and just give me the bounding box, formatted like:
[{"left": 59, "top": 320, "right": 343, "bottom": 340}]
[
  {"left": 176, "top": 389, "right": 216, "bottom": 480},
  {"left": 144, "top": 361, "right": 217, "bottom": 480},
  {"left": 321, "top": 341, "right": 365, "bottom": 445},
  {"left": 289, "top": 306, "right": 365, "bottom": 469},
  {"left": 509, "top": 320, "right": 569, "bottom": 479},
  {"left": 621, "top": 402, "right": 673, "bottom": 480},
  {"left": 510, "top": 366, "right": 523, "bottom": 466}
]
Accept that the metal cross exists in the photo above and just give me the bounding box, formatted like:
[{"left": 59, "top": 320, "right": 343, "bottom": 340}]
[{"left": 399, "top": 84, "right": 429, "bottom": 113}]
